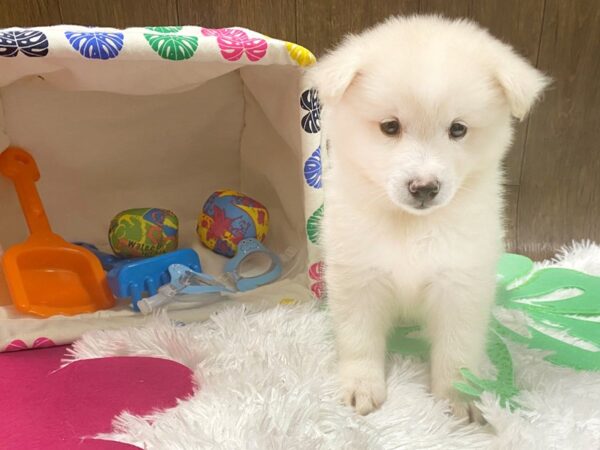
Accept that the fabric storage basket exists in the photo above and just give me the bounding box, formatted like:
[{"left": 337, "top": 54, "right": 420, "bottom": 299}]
[{"left": 0, "top": 26, "right": 324, "bottom": 352}]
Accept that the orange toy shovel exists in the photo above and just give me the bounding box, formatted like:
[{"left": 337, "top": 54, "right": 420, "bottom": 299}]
[{"left": 0, "top": 147, "right": 114, "bottom": 317}]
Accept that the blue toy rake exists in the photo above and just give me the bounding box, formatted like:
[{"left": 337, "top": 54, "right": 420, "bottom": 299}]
[{"left": 74, "top": 243, "right": 201, "bottom": 311}]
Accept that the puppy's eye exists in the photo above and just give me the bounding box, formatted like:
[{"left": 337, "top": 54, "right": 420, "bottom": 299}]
[
  {"left": 380, "top": 119, "right": 401, "bottom": 137},
  {"left": 449, "top": 121, "right": 467, "bottom": 139}
]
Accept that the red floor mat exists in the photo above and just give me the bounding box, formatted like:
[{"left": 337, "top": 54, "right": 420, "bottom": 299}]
[{"left": 0, "top": 345, "right": 195, "bottom": 449}]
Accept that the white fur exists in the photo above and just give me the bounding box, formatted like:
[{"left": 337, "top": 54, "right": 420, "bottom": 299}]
[
  {"left": 63, "top": 242, "right": 600, "bottom": 449},
  {"left": 309, "top": 15, "right": 549, "bottom": 419}
]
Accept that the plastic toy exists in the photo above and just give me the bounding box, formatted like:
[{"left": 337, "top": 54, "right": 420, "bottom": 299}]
[
  {"left": 74, "top": 243, "right": 200, "bottom": 311},
  {"left": 138, "top": 238, "right": 282, "bottom": 314},
  {"left": 197, "top": 190, "right": 269, "bottom": 257},
  {"left": 137, "top": 264, "right": 235, "bottom": 314},
  {"left": 73, "top": 242, "right": 123, "bottom": 271},
  {"left": 109, "top": 208, "right": 178, "bottom": 258},
  {"left": 221, "top": 238, "right": 282, "bottom": 292},
  {"left": 387, "top": 252, "right": 600, "bottom": 410},
  {"left": 0, "top": 148, "right": 114, "bottom": 317}
]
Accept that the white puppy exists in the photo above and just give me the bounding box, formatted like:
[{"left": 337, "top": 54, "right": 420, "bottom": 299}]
[{"left": 310, "top": 15, "right": 548, "bottom": 420}]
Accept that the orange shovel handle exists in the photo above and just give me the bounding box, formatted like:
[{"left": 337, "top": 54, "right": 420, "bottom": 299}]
[{"left": 0, "top": 148, "right": 53, "bottom": 236}]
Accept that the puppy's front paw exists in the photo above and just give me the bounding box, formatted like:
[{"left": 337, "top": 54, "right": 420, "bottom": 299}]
[
  {"left": 449, "top": 399, "right": 485, "bottom": 424},
  {"left": 341, "top": 370, "right": 387, "bottom": 415}
]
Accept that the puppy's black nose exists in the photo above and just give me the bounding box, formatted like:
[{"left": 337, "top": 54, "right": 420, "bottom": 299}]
[{"left": 408, "top": 180, "right": 440, "bottom": 201}]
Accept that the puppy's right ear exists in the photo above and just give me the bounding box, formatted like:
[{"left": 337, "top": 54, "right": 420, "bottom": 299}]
[{"left": 308, "top": 35, "right": 362, "bottom": 106}]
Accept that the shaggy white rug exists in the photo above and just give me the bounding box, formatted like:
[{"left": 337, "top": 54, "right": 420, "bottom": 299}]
[{"left": 65, "top": 242, "right": 600, "bottom": 450}]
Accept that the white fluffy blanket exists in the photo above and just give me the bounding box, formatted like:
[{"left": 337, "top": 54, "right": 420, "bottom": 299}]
[{"left": 66, "top": 242, "right": 600, "bottom": 449}]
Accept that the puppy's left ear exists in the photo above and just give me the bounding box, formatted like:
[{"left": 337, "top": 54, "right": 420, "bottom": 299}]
[
  {"left": 493, "top": 43, "right": 550, "bottom": 121},
  {"left": 307, "top": 35, "right": 363, "bottom": 106}
]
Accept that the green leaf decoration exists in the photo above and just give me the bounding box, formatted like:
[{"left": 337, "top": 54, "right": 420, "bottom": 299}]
[
  {"left": 500, "top": 267, "right": 600, "bottom": 314},
  {"left": 144, "top": 33, "right": 198, "bottom": 61},
  {"left": 497, "top": 255, "right": 600, "bottom": 370},
  {"left": 388, "top": 251, "right": 600, "bottom": 410},
  {"left": 307, "top": 204, "right": 324, "bottom": 245},
  {"left": 387, "top": 325, "right": 429, "bottom": 358},
  {"left": 454, "top": 326, "right": 520, "bottom": 410},
  {"left": 146, "top": 26, "right": 183, "bottom": 33},
  {"left": 497, "top": 253, "right": 533, "bottom": 289}
]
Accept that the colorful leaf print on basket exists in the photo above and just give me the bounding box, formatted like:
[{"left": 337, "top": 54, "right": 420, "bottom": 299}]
[
  {"left": 146, "top": 26, "right": 183, "bottom": 33},
  {"left": 300, "top": 89, "right": 321, "bottom": 133},
  {"left": 65, "top": 30, "right": 124, "bottom": 60},
  {"left": 144, "top": 28, "right": 198, "bottom": 61},
  {"left": 201, "top": 28, "right": 247, "bottom": 39},
  {"left": 0, "top": 29, "right": 48, "bottom": 57},
  {"left": 309, "top": 261, "right": 325, "bottom": 299},
  {"left": 201, "top": 28, "right": 267, "bottom": 62},
  {"left": 4, "top": 337, "right": 55, "bottom": 352},
  {"left": 304, "top": 147, "right": 322, "bottom": 189},
  {"left": 284, "top": 42, "right": 316, "bottom": 67},
  {"left": 307, "top": 204, "right": 324, "bottom": 245}
]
